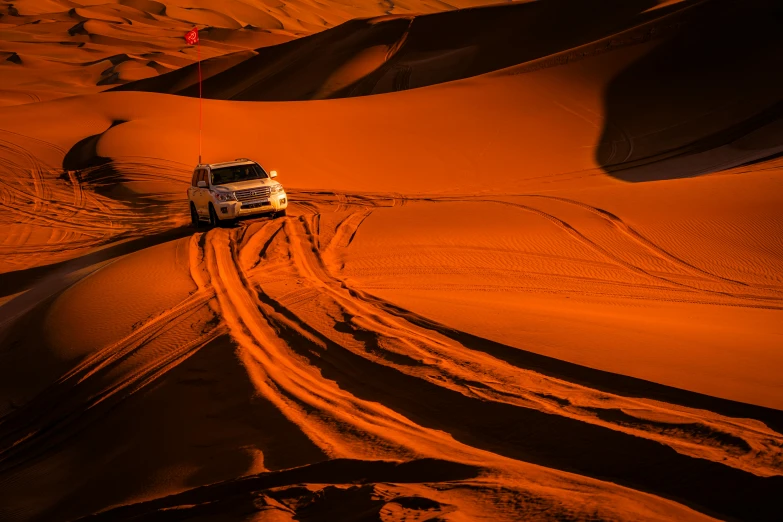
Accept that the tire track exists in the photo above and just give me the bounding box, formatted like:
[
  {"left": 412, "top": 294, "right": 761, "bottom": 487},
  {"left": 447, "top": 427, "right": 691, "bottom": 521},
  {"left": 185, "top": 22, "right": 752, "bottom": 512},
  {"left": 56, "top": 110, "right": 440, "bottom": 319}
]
[
  {"left": 185, "top": 209, "right": 783, "bottom": 522},
  {"left": 291, "top": 191, "right": 781, "bottom": 308},
  {"left": 237, "top": 207, "right": 783, "bottom": 478},
  {"left": 404, "top": 195, "right": 782, "bottom": 307},
  {"left": 0, "top": 234, "right": 223, "bottom": 472},
  {"left": 524, "top": 194, "right": 751, "bottom": 287},
  {"left": 201, "top": 226, "right": 476, "bottom": 463},
  {"left": 0, "top": 314, "right": 223, "bottom": 472},
  {"left": 0, "top": 145, "right": 188, "bottom": 273}
]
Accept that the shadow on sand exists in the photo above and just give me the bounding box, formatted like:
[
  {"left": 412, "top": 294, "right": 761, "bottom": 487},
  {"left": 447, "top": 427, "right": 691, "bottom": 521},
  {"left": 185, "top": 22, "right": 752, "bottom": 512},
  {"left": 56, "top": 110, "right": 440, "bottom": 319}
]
[
  {"left": 596, "top": 0, "right": 783, "bottom": 182},
  {"left": 0, "top": 227, "right": 196, "bottom": 300}
]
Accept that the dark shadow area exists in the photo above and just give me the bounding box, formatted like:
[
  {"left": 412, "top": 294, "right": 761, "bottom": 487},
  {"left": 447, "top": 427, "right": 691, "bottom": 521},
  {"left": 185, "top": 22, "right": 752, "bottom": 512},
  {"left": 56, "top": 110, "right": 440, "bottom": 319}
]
[
  {"left": 112, "top": 0, "right": 690, "bottom": 101},
  {"left": 0, "top": 290, "right": 73, "bottom": 416},
  {"left": 258, "top": 291, "right": 782, "bottom": 522},
  {"left": 62, "top": 120, "right": 126, "bottom": 172},
  {"left": 61, "top": 132, "right": 110, "bottom": 171},
  {"left": 596, "top": 0, "right": 783, "bottom": 181},
  {"left": 0, "top": 335, "right": 328, "bottom": 522},
  {"left": 60, "top": 120, "right": 190, "bottom": 212},
  {"left": 78, "top": 458, "right": 480, "bottom": 521},
  {"left": 107, "top": 48, "right": 259, "bottom": 96},
  {"left": 0, "top": 226, "right": 195, "bottom": 299},
  {"left": 2, "top": 51, "right": 22, "bottom": 65},
  {"left": 61, "top": 120, "right": 148, "bottom": 201},
  {"left": 339, "top": 0, "right": 677, "bottom": 98}
]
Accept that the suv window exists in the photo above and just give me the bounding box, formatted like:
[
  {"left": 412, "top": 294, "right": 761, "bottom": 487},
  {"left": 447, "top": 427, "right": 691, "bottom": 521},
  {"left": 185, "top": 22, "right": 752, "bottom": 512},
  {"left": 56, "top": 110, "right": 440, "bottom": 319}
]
[
  {"left": 211, "top": 164, "right": 268, "bottom": 186},
  {"left": 195, "top": 169, "right": 208, "bottom": 187},
  {"left": 191, "top": 170, "right": 200, "bottom": 187}
]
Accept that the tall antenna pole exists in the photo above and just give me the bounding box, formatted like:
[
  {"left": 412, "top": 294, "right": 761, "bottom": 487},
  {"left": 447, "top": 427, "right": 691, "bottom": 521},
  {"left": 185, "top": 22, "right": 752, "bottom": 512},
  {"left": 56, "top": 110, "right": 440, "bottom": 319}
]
[
  {"left": 197, "top": 34, "right": 202, "bottom": 164},
  {"left": 185, "top": 27, "right": 202, "bottom": 164}
]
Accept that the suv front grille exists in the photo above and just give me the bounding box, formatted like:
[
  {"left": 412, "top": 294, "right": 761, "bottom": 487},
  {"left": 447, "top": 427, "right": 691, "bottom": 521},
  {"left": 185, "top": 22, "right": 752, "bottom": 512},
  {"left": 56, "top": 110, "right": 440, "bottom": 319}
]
[{"left": 235, "top": 187, "right": 271, "bottom": 202}]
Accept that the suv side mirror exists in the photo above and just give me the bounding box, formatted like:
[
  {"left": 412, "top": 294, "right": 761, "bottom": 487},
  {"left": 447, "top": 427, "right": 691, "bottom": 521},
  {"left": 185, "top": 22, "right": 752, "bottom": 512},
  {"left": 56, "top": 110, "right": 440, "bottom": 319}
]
[
  {"left": 270, "top": 170, "right": 278, "bottom": 178},
  {"left": 197, "top": 180, "right": 207, "bottom": 188}
]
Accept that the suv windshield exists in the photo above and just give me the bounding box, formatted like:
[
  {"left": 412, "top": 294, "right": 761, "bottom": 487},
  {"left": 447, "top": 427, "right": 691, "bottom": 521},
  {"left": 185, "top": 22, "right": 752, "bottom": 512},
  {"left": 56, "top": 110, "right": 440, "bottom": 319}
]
[{"left": 210, "top": 164, "right": 268, "bottom": 186}]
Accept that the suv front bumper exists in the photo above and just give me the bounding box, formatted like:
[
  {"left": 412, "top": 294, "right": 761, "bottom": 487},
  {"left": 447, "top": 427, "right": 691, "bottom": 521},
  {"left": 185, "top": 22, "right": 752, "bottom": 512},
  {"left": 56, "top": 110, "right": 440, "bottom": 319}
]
[{"left": 216, "top": 193, "right": 288, "bottom": 220}]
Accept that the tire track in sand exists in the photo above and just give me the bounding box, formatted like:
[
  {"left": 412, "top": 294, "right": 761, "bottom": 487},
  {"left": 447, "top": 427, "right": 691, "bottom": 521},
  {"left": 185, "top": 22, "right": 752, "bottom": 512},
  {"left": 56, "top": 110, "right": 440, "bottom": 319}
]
[
  {"left": 291, "top": 191, "right": 782, "bottom": 308},
  {"left": 186, "top": 209, "right": 783, "bottom": 520},
  {"left": 0, "top": 235, "right": 223, "bottom": 472}
]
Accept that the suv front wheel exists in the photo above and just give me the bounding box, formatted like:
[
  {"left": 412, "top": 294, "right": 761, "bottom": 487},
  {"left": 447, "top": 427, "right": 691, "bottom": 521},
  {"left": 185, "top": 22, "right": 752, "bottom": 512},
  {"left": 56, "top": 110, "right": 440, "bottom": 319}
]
[{"left": 208, "top": 204, "right": 219, "bottom": 227}]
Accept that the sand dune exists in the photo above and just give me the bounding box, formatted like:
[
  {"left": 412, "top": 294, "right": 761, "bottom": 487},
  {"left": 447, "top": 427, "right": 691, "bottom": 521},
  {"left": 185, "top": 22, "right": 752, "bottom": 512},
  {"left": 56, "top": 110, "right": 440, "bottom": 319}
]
[
  {"left": 113, "top": 0, "right": 783, "bottom": 180},
  {"left": 0, "top": 0, "right": 286, "bottom": 105},
  {"left": 0, "top": 0, "right": 495, "bottom": 106},
  {"left": 116, "top": 0, "right": 696, "bottom": 100},
  {"left": 0, "top": 0, "right": 782, "bottom": 520}
]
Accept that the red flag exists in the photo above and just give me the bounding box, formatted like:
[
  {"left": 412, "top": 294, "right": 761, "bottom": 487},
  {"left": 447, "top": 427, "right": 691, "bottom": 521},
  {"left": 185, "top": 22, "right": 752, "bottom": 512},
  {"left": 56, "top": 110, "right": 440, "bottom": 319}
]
[{"left": 185, "top": 27, "right": 198, "bottom": 45}]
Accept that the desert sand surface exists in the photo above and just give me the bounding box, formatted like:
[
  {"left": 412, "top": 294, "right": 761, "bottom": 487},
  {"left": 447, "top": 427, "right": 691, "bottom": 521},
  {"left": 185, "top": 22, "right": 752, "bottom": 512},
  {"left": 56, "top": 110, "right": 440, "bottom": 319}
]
[
  {"left": 1, "top": 0, "right": 782, "bottom": 521},
  {"left": 0, "top": 0, "right": 502, "bottom": 105}
]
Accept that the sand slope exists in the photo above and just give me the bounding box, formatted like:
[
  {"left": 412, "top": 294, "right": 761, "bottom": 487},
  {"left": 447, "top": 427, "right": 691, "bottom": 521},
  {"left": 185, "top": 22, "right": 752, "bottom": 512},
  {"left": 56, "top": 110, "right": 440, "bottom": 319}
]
[
  {"left": 113, "top": 0, "right": 694, "bottom": 100},
  {"left": 0, "top": 0, "right": 501, "bottom": 105},
  {"left": 0, "top": 0, "right": 782, "bottom": 521}
]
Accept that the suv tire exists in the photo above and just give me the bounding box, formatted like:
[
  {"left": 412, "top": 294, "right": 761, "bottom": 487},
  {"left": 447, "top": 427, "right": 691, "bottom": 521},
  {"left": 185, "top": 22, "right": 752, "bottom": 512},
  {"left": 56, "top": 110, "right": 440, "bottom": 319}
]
[
  {"left": 190, "top": 203, "right": 202, "bottom": 228},
  {"left": 275, "top": 209, "right": 287, "bottom": 218},
  {"left": 208, "top": 204, "right": 219, "bottom": 228}
]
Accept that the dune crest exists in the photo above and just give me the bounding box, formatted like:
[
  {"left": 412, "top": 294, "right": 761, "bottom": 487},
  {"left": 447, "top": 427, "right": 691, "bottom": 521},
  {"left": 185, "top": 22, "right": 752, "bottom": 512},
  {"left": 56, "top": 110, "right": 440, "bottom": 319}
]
[
  {"left": 116, "top": 0, "right": 695, "bottom": 100},
  {"left": 0, "top": 0, "right": 502, "bottom": 105}
]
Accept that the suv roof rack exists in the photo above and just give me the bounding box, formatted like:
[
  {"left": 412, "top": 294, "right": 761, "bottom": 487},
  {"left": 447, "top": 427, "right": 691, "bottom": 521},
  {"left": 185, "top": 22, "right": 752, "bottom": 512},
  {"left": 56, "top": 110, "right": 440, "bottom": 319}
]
[{"left": 234, "top": 157, "right": 250, "bottom": 161}]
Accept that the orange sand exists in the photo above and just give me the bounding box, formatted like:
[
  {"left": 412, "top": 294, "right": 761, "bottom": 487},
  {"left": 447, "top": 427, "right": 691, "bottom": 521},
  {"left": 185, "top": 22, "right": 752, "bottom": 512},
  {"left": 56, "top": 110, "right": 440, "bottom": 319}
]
[{"left": 0, "top": 0, "right": 782, "bottom": 521}]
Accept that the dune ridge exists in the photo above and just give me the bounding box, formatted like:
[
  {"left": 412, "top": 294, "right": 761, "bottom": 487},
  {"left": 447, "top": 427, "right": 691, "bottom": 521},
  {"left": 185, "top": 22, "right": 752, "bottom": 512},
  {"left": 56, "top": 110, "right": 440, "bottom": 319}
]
[
  {"left": 3, "top": 207, "right": 781, "bottom": 521},
  {"left": 112, "top": 0, "right": 783, "bottom": 182},
  {"left": 114, "top": 0, "right": 696, "bottom": 100},
  {"left": 0, "top": 0, "right": 502, "bottom": 106}
]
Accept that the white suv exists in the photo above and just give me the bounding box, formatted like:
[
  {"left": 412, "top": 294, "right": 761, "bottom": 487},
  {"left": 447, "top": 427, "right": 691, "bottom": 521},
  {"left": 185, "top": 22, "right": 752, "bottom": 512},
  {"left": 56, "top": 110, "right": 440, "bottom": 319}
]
[{"left": 188, "top": 159, "right": 288, "bottom": 227}]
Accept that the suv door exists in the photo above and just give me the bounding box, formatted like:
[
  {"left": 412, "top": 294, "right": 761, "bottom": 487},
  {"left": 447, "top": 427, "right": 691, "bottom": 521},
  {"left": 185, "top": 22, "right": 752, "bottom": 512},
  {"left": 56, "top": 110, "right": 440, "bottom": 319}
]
[
  {"left": 194, "top": 169, "right": 209, "bottom": 216},
  {"left": 188, "top": 170, "right": 199, "bottom": 210}
]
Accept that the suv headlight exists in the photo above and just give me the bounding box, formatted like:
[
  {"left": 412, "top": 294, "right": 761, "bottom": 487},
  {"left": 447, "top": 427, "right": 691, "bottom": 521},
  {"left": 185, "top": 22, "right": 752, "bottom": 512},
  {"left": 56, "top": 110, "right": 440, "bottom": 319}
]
[
  {"left": 215, "top": 192, "right": 236, "bottom": 202},
  {"left": 270, "top": 184, "right": 284, "bottom": 194}
]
